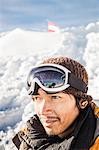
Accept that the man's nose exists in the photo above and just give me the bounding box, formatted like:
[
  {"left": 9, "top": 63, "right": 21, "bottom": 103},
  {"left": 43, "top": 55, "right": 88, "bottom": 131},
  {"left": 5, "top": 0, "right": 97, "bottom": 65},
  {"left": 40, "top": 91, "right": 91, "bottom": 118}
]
[
  {"left": 40, "top": 98, "right": 52, "bottom": 114},
  {"left": 38, "top": 88, "right": 52, "bottom": 114}
]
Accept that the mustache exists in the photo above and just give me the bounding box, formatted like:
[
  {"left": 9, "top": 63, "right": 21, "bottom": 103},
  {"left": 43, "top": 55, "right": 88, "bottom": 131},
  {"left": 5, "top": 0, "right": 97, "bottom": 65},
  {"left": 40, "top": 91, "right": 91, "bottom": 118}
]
[{"left": 39, "top": 115, "right": 60, "bottom": 120}]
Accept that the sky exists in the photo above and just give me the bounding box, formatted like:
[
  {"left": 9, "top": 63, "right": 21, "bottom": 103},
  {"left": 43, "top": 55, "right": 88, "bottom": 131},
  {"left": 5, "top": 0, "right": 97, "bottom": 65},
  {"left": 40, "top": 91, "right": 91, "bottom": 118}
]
[{"left": 0, "top": 0, "right": 99, "bottom": 32}]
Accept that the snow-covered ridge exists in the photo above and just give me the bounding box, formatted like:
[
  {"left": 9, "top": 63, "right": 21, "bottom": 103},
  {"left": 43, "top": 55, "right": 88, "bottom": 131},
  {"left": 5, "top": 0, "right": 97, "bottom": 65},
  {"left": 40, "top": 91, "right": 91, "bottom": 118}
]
[{"left": 0, "top": 28, "right": 64, "bottom": 56}]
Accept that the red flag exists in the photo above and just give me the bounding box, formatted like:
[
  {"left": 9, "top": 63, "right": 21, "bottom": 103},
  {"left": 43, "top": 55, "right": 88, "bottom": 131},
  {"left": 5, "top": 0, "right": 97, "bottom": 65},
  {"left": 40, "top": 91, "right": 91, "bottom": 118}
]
[{"left": 48, "top": 22, "right": 60, "bottom": 33}]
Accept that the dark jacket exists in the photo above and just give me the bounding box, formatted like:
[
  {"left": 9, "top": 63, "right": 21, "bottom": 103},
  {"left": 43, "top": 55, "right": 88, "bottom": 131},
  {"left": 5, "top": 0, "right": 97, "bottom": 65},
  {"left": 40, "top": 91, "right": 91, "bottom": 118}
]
[{"left": 12, "top": 105, "right": 99, "bottom": 150}]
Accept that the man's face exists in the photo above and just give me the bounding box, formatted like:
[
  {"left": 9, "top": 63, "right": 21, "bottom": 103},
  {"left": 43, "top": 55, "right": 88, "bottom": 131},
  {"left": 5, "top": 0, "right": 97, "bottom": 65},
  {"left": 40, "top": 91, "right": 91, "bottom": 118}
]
[{"left": 32, "top": 88, "right": 79, "bottom": 136}]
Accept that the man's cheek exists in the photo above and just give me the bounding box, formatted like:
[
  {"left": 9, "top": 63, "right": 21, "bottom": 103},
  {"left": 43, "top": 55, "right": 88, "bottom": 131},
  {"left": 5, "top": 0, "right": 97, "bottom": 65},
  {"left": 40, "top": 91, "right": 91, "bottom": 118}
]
[{"left": 34, "top": 104, "right": 39, "bottom": 114}]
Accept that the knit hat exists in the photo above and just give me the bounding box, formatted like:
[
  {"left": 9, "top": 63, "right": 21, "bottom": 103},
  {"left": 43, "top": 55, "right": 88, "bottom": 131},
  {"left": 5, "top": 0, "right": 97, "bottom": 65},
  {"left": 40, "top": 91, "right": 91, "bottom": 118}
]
[{"left": 42, "top": 56, "right": 92, "bottom": 105}]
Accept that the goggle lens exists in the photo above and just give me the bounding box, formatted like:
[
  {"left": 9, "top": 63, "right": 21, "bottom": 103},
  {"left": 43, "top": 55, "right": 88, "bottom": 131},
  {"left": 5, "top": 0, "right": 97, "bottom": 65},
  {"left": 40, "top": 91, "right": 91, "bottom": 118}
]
[{"left": 34, "top": 70, "right": 65, "bottom": 88}]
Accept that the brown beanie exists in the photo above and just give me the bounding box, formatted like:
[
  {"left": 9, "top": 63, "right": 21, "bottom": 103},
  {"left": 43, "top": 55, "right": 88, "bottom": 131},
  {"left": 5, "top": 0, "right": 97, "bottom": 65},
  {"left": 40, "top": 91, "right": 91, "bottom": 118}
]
[{"left": 42, "top": 56, "right": 92, "bottom": 105}]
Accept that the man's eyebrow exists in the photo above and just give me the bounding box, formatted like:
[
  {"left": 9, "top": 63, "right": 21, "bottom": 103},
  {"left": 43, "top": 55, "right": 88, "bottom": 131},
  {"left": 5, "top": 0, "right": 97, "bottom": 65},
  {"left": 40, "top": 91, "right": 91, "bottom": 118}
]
[
  {"left": 49, "top": 93, "right": 62, "bottom": 96},
  {"left": 32, "top": 95, "right": 40, "bottom": 98}
]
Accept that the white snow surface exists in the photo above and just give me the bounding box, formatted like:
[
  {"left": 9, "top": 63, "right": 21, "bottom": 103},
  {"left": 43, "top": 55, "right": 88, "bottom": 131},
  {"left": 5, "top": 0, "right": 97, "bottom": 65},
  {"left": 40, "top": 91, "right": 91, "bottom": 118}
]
[{"left": 0, "top": 22, "right": 99, "bottom": 149}]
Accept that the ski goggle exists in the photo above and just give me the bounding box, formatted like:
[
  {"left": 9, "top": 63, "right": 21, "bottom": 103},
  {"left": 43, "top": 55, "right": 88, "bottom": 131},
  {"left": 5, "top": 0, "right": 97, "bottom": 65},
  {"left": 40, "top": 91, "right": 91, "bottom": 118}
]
[{"left": 27, "top": 63, "right": 88, "bottom": 95}]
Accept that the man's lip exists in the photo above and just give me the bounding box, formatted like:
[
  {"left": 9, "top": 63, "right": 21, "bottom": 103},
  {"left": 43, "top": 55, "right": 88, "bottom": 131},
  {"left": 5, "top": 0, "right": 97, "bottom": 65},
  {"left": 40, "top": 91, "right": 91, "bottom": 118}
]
[
  {"left": 40, "top": 116, "right": 59, "bottom": 120},
  {"left": 45, "top": 119, "right": 58, "bottom": 123},
  {"left": 40, "top": 116, "right": 59, "bottom": 124}
]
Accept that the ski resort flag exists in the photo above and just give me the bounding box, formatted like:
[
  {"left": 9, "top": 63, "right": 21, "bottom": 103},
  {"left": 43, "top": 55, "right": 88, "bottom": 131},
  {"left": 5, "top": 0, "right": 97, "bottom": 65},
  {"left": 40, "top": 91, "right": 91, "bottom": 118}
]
[{"left": 48, "top": 22, "right": 60, "bottom": 33}]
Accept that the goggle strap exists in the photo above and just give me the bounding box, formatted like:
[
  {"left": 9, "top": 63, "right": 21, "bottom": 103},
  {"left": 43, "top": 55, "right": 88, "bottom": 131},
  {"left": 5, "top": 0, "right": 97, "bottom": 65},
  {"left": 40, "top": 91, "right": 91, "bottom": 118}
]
[{"left": 68, "top": 73, "right": 88, "bottom": 93}]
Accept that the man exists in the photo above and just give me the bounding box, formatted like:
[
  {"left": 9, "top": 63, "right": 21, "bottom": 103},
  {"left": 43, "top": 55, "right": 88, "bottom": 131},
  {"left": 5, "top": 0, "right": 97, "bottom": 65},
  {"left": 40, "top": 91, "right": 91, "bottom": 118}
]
[{"left": 13, "top": 56, "right": 99, "bottom": 150}]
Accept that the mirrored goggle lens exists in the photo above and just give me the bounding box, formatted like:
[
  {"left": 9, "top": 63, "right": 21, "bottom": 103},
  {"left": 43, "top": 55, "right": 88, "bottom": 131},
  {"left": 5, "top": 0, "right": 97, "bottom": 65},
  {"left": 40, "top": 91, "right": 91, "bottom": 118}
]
[
  {"left": 34, "top": 70, "right": 65, "bottom": 88},
  {"left": 28, "top": 69, "right": 65, "bottom": 88}
]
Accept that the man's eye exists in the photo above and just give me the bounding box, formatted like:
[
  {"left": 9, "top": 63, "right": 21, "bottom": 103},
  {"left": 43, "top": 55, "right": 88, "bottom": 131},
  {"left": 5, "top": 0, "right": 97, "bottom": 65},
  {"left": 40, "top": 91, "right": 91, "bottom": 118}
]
[
  {"left": 32, "top": 96, "right": 42, "bottom": 101},
  {"left": 51, "top": 96, "right": 61, "bottom": 100}
]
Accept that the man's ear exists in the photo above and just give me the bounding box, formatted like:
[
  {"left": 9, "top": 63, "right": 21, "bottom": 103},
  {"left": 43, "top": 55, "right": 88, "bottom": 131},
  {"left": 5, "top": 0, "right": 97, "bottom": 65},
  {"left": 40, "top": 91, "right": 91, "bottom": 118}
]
[{"left": 79, "top": 99, "right": 88, "bottom": 109}]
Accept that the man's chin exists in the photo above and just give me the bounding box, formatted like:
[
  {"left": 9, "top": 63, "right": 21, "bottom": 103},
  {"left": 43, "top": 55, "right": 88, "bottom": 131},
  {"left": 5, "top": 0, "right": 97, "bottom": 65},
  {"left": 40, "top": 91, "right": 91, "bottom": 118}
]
[
  {"left": 44, "top": 126, "right": 60, "bottom": 136},
  {"left": 41, "top": 120, "right": 60, "bottom": 135},
  {"left": 44, "top": 127, "right": 55, "bottom": 136}
]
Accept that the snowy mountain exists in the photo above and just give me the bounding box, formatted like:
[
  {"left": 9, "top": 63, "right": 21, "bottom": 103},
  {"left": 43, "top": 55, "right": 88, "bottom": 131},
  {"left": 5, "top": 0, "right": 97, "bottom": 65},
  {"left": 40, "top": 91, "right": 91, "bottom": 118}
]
[
  {"left": 0, "top": 28, "right": 64, "bottom": 56},
  {"left": 0, "top": 22, "right": 99, "bottom": 149}
]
